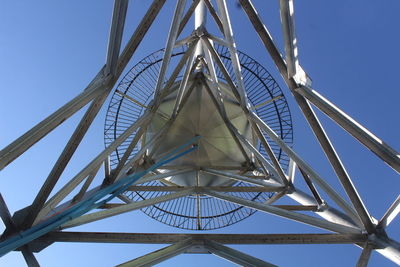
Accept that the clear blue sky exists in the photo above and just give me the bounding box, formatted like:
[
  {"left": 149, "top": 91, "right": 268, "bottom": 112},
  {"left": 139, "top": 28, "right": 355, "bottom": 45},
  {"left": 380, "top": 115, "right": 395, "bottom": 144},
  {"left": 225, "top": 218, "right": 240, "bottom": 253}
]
[{"left": 1, "top": 0, "right": 400, "bottom": 266}]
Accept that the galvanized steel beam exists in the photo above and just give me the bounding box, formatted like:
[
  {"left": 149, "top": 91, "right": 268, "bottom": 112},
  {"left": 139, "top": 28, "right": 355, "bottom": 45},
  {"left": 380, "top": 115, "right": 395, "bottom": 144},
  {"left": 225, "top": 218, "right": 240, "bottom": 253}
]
[
  {"left": 116, "top": 239, "right": 193, "bottom": 267},
  {"left": 153, "top": 0, "right": 187, "bottom": 104},
  {"left": 205, "top": 239, "right": 277, "bottom": 267},
  {"left": 35, "top": 232, "right": 368, "bottom": 246},
  {"left": 279, "top": 0, "right": 298, "bottom": 79},
  {"left": 125, "top": 186, "right": 283, "bottom": 193},
  {"left": 201, "top": 169, "right": 280, "bottom": 188},
  {"left": 105, "top": 0, "right": 128, "bottom": 76},
  {"left": 356, "top": 242, "right": 374, "bottom": 267}
]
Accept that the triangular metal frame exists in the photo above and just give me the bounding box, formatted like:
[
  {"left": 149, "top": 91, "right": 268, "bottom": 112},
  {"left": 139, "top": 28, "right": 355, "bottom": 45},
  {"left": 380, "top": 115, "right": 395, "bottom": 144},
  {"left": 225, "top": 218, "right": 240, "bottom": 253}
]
[{"left": 0, "top": 0, "right": 399, "bottom": 266}]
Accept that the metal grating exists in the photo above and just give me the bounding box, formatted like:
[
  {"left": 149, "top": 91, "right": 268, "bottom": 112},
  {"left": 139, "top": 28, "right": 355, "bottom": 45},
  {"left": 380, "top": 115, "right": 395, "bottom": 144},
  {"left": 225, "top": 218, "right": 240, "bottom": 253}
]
[{"left": 104, "top": 43, "right": 293, "bottom": 230}]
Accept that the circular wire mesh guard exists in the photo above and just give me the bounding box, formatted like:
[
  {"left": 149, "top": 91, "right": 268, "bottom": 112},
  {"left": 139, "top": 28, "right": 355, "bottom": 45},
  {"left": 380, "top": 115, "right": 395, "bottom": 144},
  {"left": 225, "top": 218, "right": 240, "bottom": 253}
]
[{"left": 104, "top": 44, "right": 293, "bottom": 230}]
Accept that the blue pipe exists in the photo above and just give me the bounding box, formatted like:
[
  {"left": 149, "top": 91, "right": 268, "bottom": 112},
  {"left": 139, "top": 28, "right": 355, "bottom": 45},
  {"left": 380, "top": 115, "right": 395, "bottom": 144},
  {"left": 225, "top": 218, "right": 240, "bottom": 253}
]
[{"left": 0, "top": 136, "right": 199, "bottom": 257}]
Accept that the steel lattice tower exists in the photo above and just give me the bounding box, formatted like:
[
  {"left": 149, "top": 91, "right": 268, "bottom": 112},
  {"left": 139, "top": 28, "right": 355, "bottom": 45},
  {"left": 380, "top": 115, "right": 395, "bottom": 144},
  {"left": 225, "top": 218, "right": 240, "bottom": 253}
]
[{"left": 0, "top": 1, "right": 399, "bottom": 266}]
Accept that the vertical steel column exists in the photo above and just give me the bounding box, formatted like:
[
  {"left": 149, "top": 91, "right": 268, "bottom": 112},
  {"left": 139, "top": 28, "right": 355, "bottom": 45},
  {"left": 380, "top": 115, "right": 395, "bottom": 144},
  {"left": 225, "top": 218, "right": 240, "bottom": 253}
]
[
  {"left": 194, "top": 0, "right": 206, "bottom": 59},
  {"left": 216, "top": 0, "right": 249, "bottom": 109},
  {"left": 356, "top": 243, "right": 373, "bottom": 267},
  {"left": 153, "top": 0, "right": 187, "bottom": 105},
  {"left": 178, "top": 0, "right": 201, "bottom": 37},
  {"left": 105, "top": 0, "right": 129, "bottom": 76},
  {"left": 239, "top": 0, "right": 375, "bottom": 233}
]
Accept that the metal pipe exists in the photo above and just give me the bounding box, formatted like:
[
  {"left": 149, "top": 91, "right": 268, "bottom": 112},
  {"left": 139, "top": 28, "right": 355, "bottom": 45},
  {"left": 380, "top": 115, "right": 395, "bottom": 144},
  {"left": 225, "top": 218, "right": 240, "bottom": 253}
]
[{"left": 194, "top": 0, "right": 206, "bottom": 59}]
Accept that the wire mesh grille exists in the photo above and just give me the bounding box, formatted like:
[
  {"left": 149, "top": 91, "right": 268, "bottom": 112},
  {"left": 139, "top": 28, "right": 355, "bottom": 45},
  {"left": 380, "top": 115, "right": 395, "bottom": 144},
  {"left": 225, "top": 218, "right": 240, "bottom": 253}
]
[{"left": 104, "top": 44, "right": 293, "bottom": 230}]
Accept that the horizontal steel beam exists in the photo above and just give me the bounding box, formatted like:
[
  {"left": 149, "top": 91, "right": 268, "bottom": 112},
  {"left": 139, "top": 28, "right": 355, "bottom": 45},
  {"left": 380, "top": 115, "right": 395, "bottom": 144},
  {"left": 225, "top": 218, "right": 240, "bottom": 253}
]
[
  {"left": 125, "top": 186, "right": 283, "bottom": 192},
  {"left": 160, "top": 165, "right": 244, "bottom": 170},
  {"left": 273, "top": 205, "right": 318, "bottom": 211},
  {"left": 34, "top": 232, "right": 367, "bottom": 247},
  {"left": 135, "top": 169, "right": 193, "bottom": 185},
  {"left": 202, "top": 169, "right": 280, "bottom": 188},
  {"left": 98, "top": 203, "right": 317, "bottom": 211}
]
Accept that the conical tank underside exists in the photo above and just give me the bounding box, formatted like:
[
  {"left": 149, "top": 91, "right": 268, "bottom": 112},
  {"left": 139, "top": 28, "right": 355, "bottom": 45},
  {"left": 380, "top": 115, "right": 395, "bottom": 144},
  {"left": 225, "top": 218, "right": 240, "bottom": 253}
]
[{"left": 146, "top": 77, "right": 254, "bottom": 187}]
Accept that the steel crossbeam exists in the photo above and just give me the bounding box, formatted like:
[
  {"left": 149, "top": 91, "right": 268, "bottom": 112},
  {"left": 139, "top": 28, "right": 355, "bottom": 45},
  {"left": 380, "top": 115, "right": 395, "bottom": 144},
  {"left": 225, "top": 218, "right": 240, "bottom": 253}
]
[{"left": 33, "top": 232, "right": 368, "bottom": 246}]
